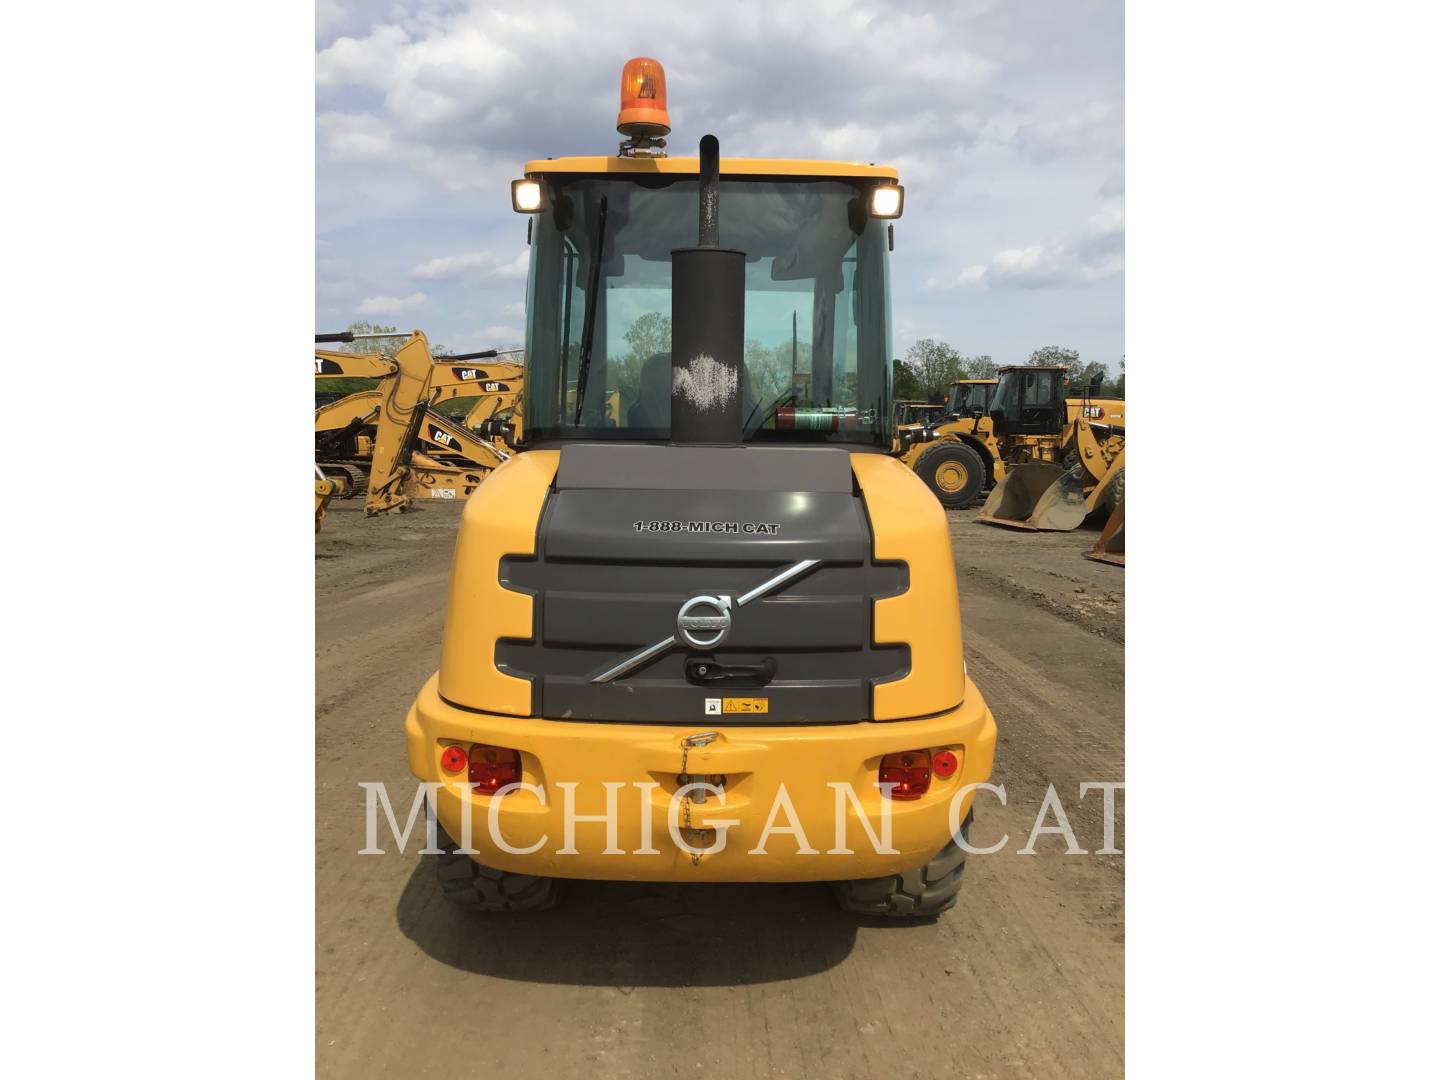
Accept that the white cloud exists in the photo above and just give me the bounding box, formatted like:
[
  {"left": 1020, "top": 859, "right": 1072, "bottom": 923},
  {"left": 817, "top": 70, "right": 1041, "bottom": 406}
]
[
  {"left": 501, "top": 301, "right": 525, "bottom": 317},
  {"left": 357, "top": 292, "right": 429, "bottom": 315},
  {"left": 477, "top": 324, "right": 522, "bottom": 344},
  {"left": 317, "top": 1, "right": 1124, "bottom": 363},
  {"left": 925, "top": 201, "right": 1124, "bottom": 291},
  {"left": 1012, "top": 100, "right": 1124, "bottom": 162},
  {"left": 316, "top": 112, "right": 397, "bottom": 161},
  {"left": 315, "top": 24, "right": 409, "bottom": 90},
  {"left": 314, "top": 0, "right": 346, "bottom": 35},
  {"left": 409, "top": 249, "right": 527, "bottom": 282}
]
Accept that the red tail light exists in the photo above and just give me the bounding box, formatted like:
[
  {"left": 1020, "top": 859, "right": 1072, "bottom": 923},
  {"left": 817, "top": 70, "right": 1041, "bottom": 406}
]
[
  {"left": 879, "top": 751, "right": 931, "bottom": 800},
  {"left": 468, "top": 744, "right": 521, "bottom": 794},
  {"left": 440, "top": 745, "right": 468, "bottom": 774},
  {"left": 932, "top": 750, "right": 960, "bottom": 778}
]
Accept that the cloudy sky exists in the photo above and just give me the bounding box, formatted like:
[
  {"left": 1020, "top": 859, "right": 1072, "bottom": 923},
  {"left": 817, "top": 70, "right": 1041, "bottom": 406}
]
[{"left": 316, "top": 0, "right": 1123, "bottom": 369}]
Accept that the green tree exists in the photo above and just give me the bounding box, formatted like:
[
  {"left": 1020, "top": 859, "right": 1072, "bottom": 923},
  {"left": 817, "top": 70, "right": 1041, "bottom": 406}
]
[
  {"left": 903, "top": 338, "right": 964, "bottom": 400},
  {"left": 893, "top": 357, "right": 923, "bottom": 400},
  {"left": 745, "top": 338, "right": 811, "bottom": 405},
  {"left": 1028, "top": 344, "right": 1081, "bottom": 368},
  {"left": 608, "top": 312, "right": 672, "bottom": 404},
  {"left": 329, "top": 320, "right": 452, "bottom": 357},
  {"left": 1114, "top": 356, "right": 1125, "bottom": 398},
  {"left": 624, "top": 311, "right": 671, "bottom": 361},
  {"left": 1029, "top": 344, "right": 1092, "bottom": 394},
  {"left": 963, "top": 354, "right": 998, "bottom": 379},
  {"left": 334, "top": 321, "right": 401, "bottom": 357}
]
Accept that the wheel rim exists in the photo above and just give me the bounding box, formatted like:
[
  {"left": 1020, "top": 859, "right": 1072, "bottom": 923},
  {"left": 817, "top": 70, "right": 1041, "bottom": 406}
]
[{"left": 935, "top": 461, "right": 968, "bottom": 492}]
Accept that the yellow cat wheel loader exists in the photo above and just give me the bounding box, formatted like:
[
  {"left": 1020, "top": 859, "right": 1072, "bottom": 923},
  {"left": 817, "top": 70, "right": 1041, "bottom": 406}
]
[
  {"left": 890, "top": 400, "right": 943, "bottom": 455},
  {"left": 907, "top": 365, "right": 1124, "bottom": 520},
  {"left": 899, "top": 379, "right": 999, "bottom": 502},
  {"left": 974, "top": 365, "right": 1125, "bottom": 530},
  {"left": 405, "top": 59, "right": 996, "bottom": 918}
]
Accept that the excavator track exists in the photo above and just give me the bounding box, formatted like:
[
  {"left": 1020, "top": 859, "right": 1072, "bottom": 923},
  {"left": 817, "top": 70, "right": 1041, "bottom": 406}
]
[{"left": 318, "top": 461, "right": 368, "bottom": 500}]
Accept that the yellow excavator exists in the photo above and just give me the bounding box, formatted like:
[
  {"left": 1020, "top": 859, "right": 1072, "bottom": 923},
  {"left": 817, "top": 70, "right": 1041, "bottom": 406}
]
[
  {"left": 313, "top": 331, "right": 406, "bottom": 497},
  {"left": 427, "top": 350, "right": 524, "bottom": 422},
  {"left": 405, "top": 57, "right": 996, "bottom": 918},
  {"left": 315, "top": 333, "right": 521, "bottom": 513}
]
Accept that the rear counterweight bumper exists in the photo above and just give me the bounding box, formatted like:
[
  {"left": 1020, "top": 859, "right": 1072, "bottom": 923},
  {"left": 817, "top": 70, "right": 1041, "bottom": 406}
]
[{"left": 404, "top": 675, "right": 998, "bottom": 882}]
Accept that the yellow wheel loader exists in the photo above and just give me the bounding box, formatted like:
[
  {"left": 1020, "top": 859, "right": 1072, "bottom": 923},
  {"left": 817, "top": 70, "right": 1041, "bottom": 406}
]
[
  {"left": 894, "top": 400, "right": 944, "bottom": 428},
  {"left": 899, "top": 380, "right": 997, "bottom": 507},
  {"left": 404, "top": 59, "right": 996, "bottom": 918},
  {"left": 890, "top": 400, "right": 944, "bottom": 455},
  {"left": 974, "top": 365, "right": 1125, "bottom": 530},
  {"left": 905, "top": 365, "right": 1124, "bottom": 520}
]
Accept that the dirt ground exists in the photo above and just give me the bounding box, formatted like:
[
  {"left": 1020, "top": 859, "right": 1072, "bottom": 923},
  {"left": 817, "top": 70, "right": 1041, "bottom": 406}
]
[{"left": 316, "top": 494, "right": 1124, "bottom": 1079}]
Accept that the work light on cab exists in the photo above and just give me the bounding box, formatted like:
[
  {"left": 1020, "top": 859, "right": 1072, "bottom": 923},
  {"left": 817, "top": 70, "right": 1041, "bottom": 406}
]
[
  {"left": 511, "top": 178, "right": 544, "bottom": 214},
  {"left": 869, "top": 183, "right": 904, "bottom": 219}
]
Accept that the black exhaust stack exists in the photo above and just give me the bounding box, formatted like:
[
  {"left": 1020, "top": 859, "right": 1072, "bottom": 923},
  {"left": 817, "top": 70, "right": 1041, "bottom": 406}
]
[{"left": 670, "top": 134, "right": 745, "bottom": 444}]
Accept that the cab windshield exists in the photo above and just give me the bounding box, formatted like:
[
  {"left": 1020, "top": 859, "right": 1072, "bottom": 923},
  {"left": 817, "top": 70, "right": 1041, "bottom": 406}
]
[
  {"left": 523, "top": 175, "right": 893, "bottom": 445},
  {"left": 947, "top": 382, "right": 993, "bottom": 416},
  {"left": 991, "top": 368, "right": 1060, "bottom": 421}
]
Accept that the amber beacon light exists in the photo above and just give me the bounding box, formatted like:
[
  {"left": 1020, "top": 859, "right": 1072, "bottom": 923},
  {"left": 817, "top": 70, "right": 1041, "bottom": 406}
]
[{"left": 616, "top": 57, "right": 671, "bottom": 138}]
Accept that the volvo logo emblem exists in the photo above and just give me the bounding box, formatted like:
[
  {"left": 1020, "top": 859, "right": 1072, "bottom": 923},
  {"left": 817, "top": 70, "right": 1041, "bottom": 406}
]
[
  {"left": 676, "top": 595, "right": 732, "bottom": 649},
  {"left": 590, "top": 559, "right": 821, "bottom": 684}
]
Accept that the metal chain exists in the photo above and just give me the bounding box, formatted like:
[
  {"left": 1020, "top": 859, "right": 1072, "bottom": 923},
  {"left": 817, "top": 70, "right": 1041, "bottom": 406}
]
[
  {"left": 679, "top": 740, "right": 699, "bottom": 866},
  {"left": 679, "top": 732, "right": 717, "bottom": 868}
]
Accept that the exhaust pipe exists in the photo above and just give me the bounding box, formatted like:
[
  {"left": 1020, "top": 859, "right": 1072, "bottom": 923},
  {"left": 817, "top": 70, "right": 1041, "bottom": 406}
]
[{"left": 670, "top": 134, "right": 745, "bottom": 444}]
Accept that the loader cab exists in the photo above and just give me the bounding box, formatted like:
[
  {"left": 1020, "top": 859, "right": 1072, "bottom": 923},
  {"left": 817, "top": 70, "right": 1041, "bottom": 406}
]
[
  {"left": 945, "top": 379, "right": 998, "bottom": 420},
  {"left": 515, "top": 157, "right": 898, "bottom": 449},
  {"left": 988, "top": 365, "right": 1068, "bottom": 436},
  {"left": 895, "top": 400, "right": 942, "bottom": 426}
]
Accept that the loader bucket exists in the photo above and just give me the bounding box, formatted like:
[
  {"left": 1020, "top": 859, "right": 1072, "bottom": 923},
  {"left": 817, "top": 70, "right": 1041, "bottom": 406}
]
[
  {"left": 1084, "top": 501, "right": 1125, "bottom": 566},
  {"left": 976, "top": 462, "right": 1088, "bottom": 531}
]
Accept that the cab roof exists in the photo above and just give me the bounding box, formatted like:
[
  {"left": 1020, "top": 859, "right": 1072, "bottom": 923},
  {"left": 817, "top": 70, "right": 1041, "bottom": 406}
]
[{"left": 524, "top": 156, "right": 899, "bottom": 180}]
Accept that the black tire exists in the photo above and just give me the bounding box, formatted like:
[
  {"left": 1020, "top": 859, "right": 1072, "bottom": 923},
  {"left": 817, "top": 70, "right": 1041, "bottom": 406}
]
[
  {"left": 1103, "top": 466, "right": 1125, "bottom": 512},
  {"left": 914, "top": 441, "right": 986, "bottom": 509},
  {"left": 429, "top": 819, "right": 565, "bottom": 912},
  {"left": 832, "top": 813, "right": 973, "bottom": 918}
]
